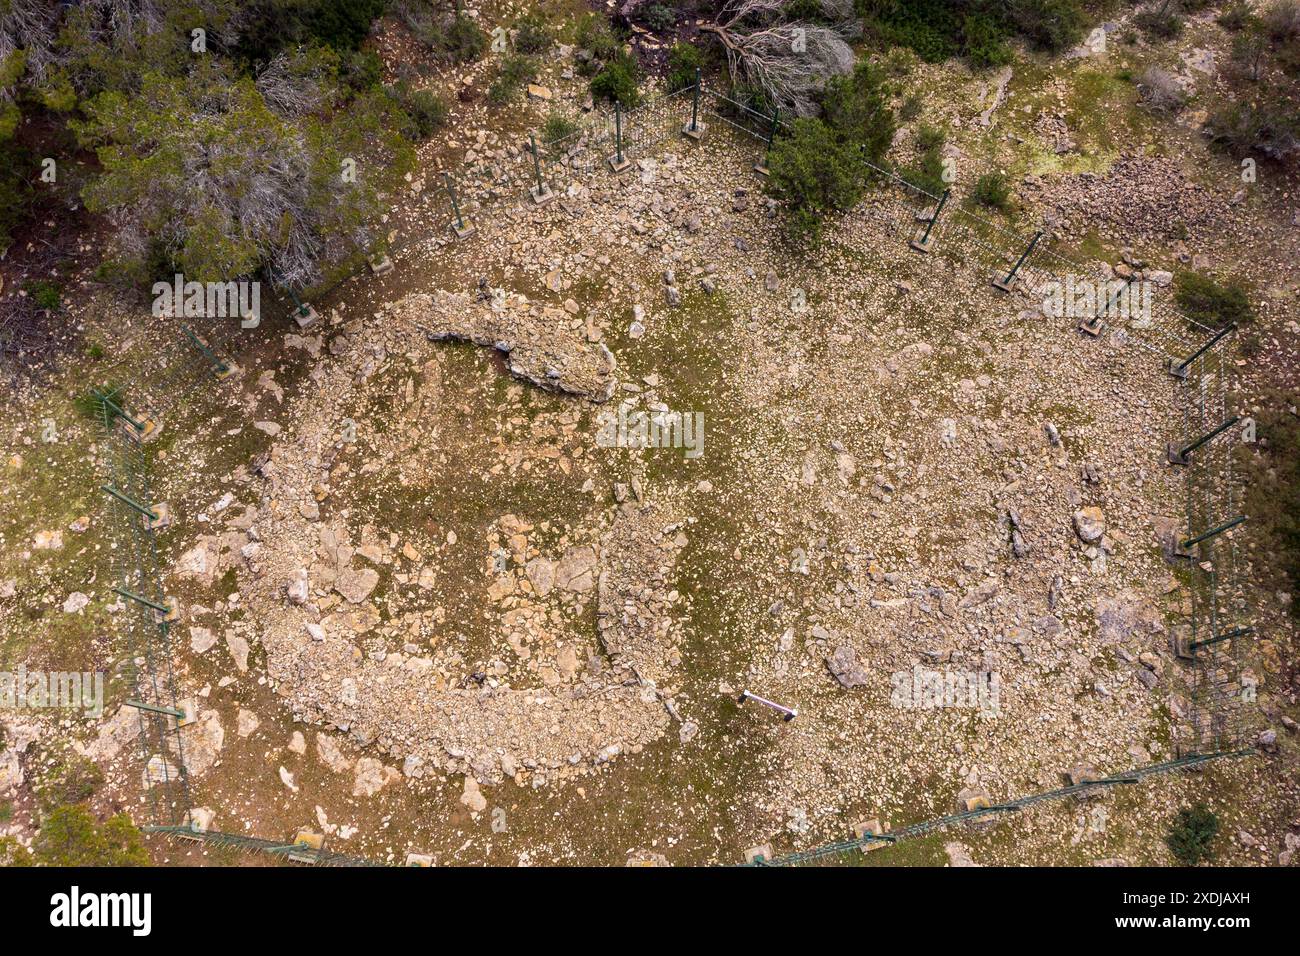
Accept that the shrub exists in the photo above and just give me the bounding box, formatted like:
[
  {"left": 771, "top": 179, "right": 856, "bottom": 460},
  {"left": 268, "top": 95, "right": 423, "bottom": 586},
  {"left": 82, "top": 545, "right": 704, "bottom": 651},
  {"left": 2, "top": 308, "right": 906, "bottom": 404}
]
[
  {"left": 542, "top": 112, "right": 580, "bottom": 147},
  {"left": 514, "top": 13, "right": 552, "bottom": 55},
  {"left": 440, "top": 15, "right": 489, "bottom": 63},
  {"left": 899, "top": 92, "right": 924, "bottom": 121},
  {"left": 641, "top": 3, "right": 678, "bottom": 33},
  {"left": 1247, "top": 394, "right": 1300, "bottom": 615},
  {"left": 971, "top": 170, "right": 1011, "bottom": 210},
  {"left": 1206, "top": 100, "right": 1300, "bottom": 160},
  {"left": 391, "top": 84, "right": 450, "bottom": 140},
  {"left": 31, "top": 805, "right": 150, "bottom": 867},
  {"left": 963, "top": 13, "right": 1013, "bottom": 68},
  {"left": 1166, "top": 804, "right": 1219, "bottom": 865},
  {"left": 23, "top": 280, "right": 64, "bottom": 312},
  {"left": 766, "top": 117, "right": 869, "bottom": 243},
  {"left": 33, "top": 753, "right": 103, "bottom": 811},
  {"left": 1135, "top": 1, "right": 1185, "bottom": 40},
  {"left": 590, "top": 54, "right": 641, "bottom": 107},
  {"left": 576, "top": 14, "right": 622, "bottom": 64},
  {"left": 666, "top": 42, "right": 704, "bottom": 93},
  {"left": 343, "top": 49, "right": 383, "bottom": 91},
  {"left": 820, "top": 61, "right": 898, "bottom": 165},
  {"left": 488, "top": 55, "right": 539, "bottom": 105},
  {"left": 1263, "top": 0, "right": 1300, "bottom": 41},
  {"left": 901, "top": 125, "right": 948, "bottom": 195},
  {"left": 1217, "top": 0, "right": 1254, "bottom": 30},
  {"left": 1173, "top": 272, "right": 1255, "bottom": 328},
  {"left": 1136, "top": 66, "right": 1186, "bottom": 114},
  {"left": 1009, "top": 0, "right": 1089, "bottom": 52}
]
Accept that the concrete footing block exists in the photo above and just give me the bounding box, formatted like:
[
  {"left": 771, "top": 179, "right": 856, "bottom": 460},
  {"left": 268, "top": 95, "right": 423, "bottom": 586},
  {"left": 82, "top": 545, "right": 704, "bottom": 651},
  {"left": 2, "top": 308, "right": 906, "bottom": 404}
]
[
  {"left": 143, "top": 501, "right": 172, "bottom": 531},
  {"left": 405, "top": 853, "right": 433, "bottom": 867},
  {"left": 530, "top": 184, "right": 555, "bottom": 206},
  {"left": 743, "top": 844, "right": 773, "bottom": 865},
  {"left": 681, "top": 121, "right": 706, "bottom": 141},
  {"left": 452, "top": 220, "right": 477, "bottom": 240},
  {"left": 294, "top": 305, "right": 319, "bottom": 330},
  {"left": 369, "top": 254, "right": 394, "bottom": 276},
  {"left": 851, "top": 818, "right": 891, "bottom": 852}
]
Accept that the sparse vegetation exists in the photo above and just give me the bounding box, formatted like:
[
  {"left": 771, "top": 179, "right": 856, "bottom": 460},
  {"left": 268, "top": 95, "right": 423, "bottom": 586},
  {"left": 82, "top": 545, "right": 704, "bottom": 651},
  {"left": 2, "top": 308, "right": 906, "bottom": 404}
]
[
  {"left": 489, "top": 54, "right": 540, "bottom": 105},
  {"left": 1173, "top": 272, "right": 1255, "bottom": 329},
  {"left": 1136, "top": 66, "right": 1186, "bottom": 114},
  {"left": 1166, "top": 804, "right": 1219, "bottom": 865},
  {"left": 971, "top": 170, "right": 1011, "bottom": 210}
]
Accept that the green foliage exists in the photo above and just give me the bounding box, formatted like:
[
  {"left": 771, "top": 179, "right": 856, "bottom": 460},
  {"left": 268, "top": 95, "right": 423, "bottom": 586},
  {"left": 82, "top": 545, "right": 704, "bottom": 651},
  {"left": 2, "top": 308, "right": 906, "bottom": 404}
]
[
  {"left": 1247, "top": 393, "right": 1300, "bottom": 614},
  {"left": 641, "top": 3, "right": 678, "bottom": 32},
  {"left": 390, "top": 83, "right": 449, "bottom": 140},
  {"left": 1217, "top": 0, "right": 1254, "bottom": 30},
  {"left": 820, "top": 61, "right": 898, "bottom": 165},
  {"left": 33, "top": 753, "right": 103, "bottom": 811},
  {"left": 575, "top": 13, "right": 623, "bottom": 76},
  {"left": 22, "top": 279, "right": 64, "bottom": 311},
  {"left": 667, "top": 42, "right": 704, "bottom": 93},
  {"left": 971, "top": 170, "right": 1011, "bottom": 210},
  {"left": 900, "top": 123, "right": 948, "bottom": 194},
  {"left": 0, "top": 835, "right": 31, "bottom": 867},
  {"left": 899, "top": 92, "right": 924, "bottom": 121},
  {"left": 1166, "top": 804, "right": 1219, "bottom": 865},
  {"left": 590, "top": 54, "right": 641, "bottom": 108},
  {"left": 1135, "top": 1, "right": 1184, "bottom": 39},
  {"left": 75, "top": 60, "right": 413, "bottom": 286},
  {"left": 0, "top": 142, "right": 32, "bottom": 251},
  {"left": 860, "top": 0, "right": 1087, "bottom": 64},
  {"left": 962, "top": 13, "right": 1012, "bottom": 68},
  {"left": 766, "top": 117, "right": 870, "bottom": 244},
  {"left": 1173, "top": 272, "right": 1255, "bottom": 328},
  {"left": 488, "top": 54, "right": 539, "bottom": 105},
  {"left": 31, "top": 805, "right": 150, "bottom": 867},
  {"left": 542, "top": 112, "right": 579, "bottom": 146},
  {"left": 343, "top": 48, "right": 383, "bottom": 91},
  {"left": 514, "top": 13, "right": 553, "bottom": 55}
]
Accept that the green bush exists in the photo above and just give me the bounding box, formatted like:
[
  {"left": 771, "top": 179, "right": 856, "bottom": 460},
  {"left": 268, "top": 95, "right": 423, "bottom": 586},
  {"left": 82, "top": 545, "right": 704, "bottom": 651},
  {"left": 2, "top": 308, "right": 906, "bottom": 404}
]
[
  {"left": 963, "top": 13, "right": 1013, "bottom": 67},
  {"left": 899, "top": 92, "right": 924, "bottom": 121},
  {"left": 343, "top": 49, "right": 383, "bottom": 91},
  {"left": 33, "top": 753, "right": 103, "bottom": 811},
  {"left": 590, "top": 54, "right": 641, "bottom": 107},
  {"left": 1248, "top": 393, "right": 1300, "bottom": 615},
  {"left": 971, "top": 170, "right": 1012, "bottom": 210},
  {"left": 542, "top": 112, "right": 580, "bottom": 147},
  {"left": 23, "top": 280, "right": 64, "bottom": 312},
  {"left": 440, "top": 15, "right": 489, "bottom": 63},
  {"left": 31, "top": 805, "right": 150, "bottom": 867},
  {"left": 576, "top": 13, "right": 623, "bottom": 64},
  {"left": 766, "top": 117, "right": 869, "bottom": 243},
  {"left": 1135, "top": 1, "right": 1185, "bottom": 39},
  {"left": 861, "top": 0, "right": 1087, "bottom": 64},
  {"left": 666, "top": 42, "right": 704, "bottom": 93},
  {"left": 488, "top": 55, "right": 539, "bottom": 105},
  {"left": 1166, "top": 804, "right": 1219, "bottom": 865},
  {"left": 901, "top": 124, "right": 948, "bottom": 194},
  {"left": 1009, "top": 0, "right": 1088, "bottom": 52},
  {"left": 514, "top": 13, "right": 553, "bottom": 55},
  {"left": 1173, "top": 272, "right": 1255, "bottom": 328},
  {"left": 391, "top": 84, "right": 450, "bottom": 140},
  {"left": 641, "top": 3, "right": 678, "bottom": 33},
  {"left": 820, "top": 61, "right": 898, "bottom": 165}
]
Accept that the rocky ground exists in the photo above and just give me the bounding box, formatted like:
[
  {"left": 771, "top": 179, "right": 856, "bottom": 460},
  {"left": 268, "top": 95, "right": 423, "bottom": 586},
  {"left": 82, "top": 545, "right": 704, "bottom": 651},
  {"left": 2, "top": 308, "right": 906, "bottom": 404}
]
[{"left": 1, "top": 4, "right": 1297, "bottom": 867}]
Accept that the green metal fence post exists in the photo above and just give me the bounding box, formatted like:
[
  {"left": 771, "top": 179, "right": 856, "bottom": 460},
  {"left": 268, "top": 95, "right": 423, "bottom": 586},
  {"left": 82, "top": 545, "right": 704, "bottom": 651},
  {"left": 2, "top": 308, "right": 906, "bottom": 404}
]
[
  {"left": 755, "top": 106, "right": 779, "bottom": 175},
  {"left": 610, "top": 102, "right": 631, "bottom": 172},
  {"left": 683, "top": 69, "right": 704, "bottom": 140},
  {"left": 445, "top": 172, "right": 475, "bottom": 239},
  {"left": 1170, "top": 324, "right": 1236, "bottom": 379},
  {"left": 1178, "top": 515, "right": 1247, "bottom": 554},
  {"left": 993, "top": 230, "right": 1043, "bottom": 292},
  {"left": 1167, "top": 415, "right": 1240, "bottom": 465},
  {"left": 909, "top": 189, "right": 949, "bottom": 253},
  {"left": 529, "top": 133, "right": 553, "bottom": 204}
]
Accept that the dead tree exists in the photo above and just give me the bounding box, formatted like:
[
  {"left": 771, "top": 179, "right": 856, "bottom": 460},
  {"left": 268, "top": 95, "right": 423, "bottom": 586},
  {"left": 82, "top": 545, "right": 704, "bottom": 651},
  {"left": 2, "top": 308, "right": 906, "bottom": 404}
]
[{"left": 700, "top": 0, "right": 858, "bottom": 117}]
